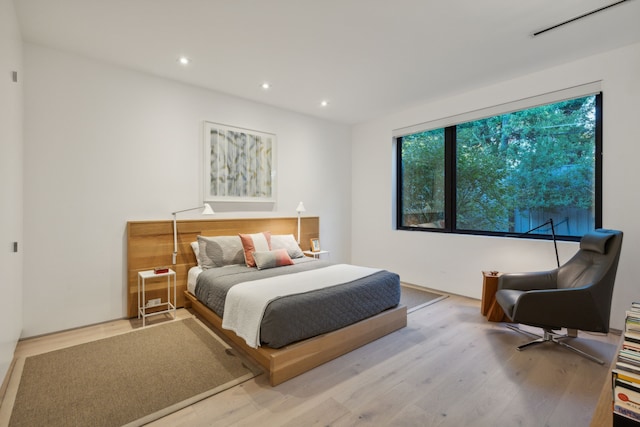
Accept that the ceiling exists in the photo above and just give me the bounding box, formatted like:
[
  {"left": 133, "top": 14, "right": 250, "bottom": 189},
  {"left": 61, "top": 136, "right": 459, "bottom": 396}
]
[{"left": 14, "top": 0, "right": 640, "bottom": 124}]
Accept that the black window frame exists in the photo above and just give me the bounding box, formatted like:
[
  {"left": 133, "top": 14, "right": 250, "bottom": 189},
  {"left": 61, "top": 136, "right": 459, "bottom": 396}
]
[{"left": 396, "top": 93, "right": 603, "bottom": 242}]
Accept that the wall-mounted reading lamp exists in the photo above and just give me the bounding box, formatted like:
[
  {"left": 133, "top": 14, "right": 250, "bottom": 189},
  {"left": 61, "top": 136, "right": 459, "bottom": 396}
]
[
  {"left": 172, "top": 203, "right": 214, "bottom": 264},
  {"left": 296, "top": 202, "right": 306, "bottom": 244}
]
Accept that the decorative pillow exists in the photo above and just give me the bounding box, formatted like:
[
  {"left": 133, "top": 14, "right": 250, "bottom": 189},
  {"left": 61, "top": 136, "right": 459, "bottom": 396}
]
[
  {"left": 190, "top": 241, "right": 200, "bottom": 266},
  {"left": 239, "top": 232, "right": 272, "bottom": 267},
  {"left": 271, "top": 234, "right": 305, "bottom": 259},
  {"left": 197, "top": 235, "right": 245, "bottom": 269},
  {"left": 253, "top": 249, "right": 294, "bottom": 270}
]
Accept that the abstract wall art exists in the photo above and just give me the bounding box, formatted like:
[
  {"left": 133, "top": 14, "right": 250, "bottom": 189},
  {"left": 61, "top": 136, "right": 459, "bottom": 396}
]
[{"left": 203, "top": 121, "right": 276, "bottom": 202}]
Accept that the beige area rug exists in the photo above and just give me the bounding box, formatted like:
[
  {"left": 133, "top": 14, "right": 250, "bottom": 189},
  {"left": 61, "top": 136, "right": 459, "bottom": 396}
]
[
  {"left": 400, "top": 283, "right": 448, "bottom": 313},
  {"left": 0, "top": 318, "right": 262, "bottom": 427}
]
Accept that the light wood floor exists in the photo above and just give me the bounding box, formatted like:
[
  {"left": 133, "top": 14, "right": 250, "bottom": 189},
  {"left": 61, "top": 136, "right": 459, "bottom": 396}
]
[{"left": 2, "top": 294, "right": 619, "bottom": 427}]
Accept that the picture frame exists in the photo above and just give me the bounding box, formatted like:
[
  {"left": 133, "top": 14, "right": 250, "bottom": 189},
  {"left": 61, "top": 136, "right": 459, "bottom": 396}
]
[
  {"left": 310, "top": 238, "right": 320, "bottom": 252},
  {"left": 203, "top": 121, "right": 276, "bottom": 202}
]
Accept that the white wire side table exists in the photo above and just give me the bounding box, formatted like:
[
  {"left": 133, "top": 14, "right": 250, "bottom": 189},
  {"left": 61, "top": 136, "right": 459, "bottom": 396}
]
[{"left": 137, "top": 269, "right": 176, "bottom": 327}]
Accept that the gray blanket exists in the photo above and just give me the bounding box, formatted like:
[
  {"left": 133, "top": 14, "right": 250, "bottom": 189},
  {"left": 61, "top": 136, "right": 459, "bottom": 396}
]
[{"left": 195, "top": 259, "right": 400, "bottom": 348}]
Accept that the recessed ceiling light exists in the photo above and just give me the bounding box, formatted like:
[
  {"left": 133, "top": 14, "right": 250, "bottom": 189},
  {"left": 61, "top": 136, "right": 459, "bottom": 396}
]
[
  {"left": 320, "top": 100, "right": 329, "bottom": 107},
  {"left": 261, "top": 82, "right": 271, "bottom": 90},
  {"left": 177, "top": 56, "right": 190, "bottom": 65}
]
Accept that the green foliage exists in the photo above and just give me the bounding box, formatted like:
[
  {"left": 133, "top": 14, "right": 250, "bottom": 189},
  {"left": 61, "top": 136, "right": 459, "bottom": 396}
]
[
  {"left": 400, "top": 129, "right": 445, "bottom": 225},
  {"left": 400, "top": 95, "right": 596, "bottom": 232}
]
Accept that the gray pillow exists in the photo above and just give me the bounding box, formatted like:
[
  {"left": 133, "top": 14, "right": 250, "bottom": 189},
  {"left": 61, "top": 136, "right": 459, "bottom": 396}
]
[
  {"left": 253, "top": 249, "right": 294, "bottom": 270},
  {"left": 271, "top": 234, "right": 305, "bottom": 259},
  {"left": 197, "top": 235, "right": 245, "bottom": 269}
]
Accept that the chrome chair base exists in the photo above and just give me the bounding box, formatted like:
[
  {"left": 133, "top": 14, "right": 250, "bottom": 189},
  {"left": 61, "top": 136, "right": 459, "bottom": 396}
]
[{"left": 505, "top": 324, "right": 604, "bottom": 365}]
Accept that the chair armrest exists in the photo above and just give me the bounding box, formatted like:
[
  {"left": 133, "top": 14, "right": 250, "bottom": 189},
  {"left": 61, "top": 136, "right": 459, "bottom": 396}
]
[
  {"left": 511, "top": 286, "right": 608, "bottom": 332},
  {"left": 498, "top": 270, "right": 557, "bottom": 291}
]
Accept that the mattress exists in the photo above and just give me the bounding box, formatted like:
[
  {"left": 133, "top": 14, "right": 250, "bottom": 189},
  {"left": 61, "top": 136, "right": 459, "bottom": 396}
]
[{"left": 194, "top": 259, "right": 400, "bottom": 348}]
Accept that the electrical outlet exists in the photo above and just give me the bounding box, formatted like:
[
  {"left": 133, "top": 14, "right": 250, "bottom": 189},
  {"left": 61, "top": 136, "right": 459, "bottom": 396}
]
[{"left": 147, "top": 298, "right": 162, "bottom": 307}]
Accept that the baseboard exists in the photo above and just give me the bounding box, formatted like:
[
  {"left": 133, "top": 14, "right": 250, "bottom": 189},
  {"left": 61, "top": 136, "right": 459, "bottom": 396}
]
[{"left": 0, "top": 357, "right": 18, "bottom": 407}]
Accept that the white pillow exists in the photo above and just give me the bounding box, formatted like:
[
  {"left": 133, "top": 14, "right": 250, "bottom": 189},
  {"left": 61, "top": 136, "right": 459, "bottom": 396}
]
[
  {"left": 190, "top": 242, "right": 200, "bottom": 266},
  {"left": 271, "top": 234, "right": 305, "bottom": 259}
]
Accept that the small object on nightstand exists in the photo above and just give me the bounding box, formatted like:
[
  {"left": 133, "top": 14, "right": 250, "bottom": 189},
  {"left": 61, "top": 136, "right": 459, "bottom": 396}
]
[{"left": 154, "top": 266, "right": 169, "bottom": 274}]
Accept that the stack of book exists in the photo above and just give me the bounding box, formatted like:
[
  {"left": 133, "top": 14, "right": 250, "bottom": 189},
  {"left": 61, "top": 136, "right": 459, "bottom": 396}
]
[{"left": 613, "top": 304, "right": 640, "bottom": 425}]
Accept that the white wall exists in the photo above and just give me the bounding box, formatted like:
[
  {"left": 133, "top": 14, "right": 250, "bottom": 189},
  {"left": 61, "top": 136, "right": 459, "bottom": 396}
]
[
  {"left": 22, "top": 43, "right": 352, "bottom": 337},
  {"left": 0, "top": 0, "right": 23, "bottom": 382},
  {"left": 352, "top": 42, "right": 640, "bottom": 330}
]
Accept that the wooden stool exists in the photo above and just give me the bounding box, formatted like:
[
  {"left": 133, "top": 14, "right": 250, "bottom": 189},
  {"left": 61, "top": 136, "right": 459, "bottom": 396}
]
[{"left": 481, "top": 271, "right": 508, "bottom": 322}]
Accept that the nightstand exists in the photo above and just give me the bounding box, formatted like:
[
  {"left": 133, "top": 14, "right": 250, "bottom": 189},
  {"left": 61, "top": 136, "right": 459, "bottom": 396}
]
[
  {"left": 137, "top": 269, "right": 176, "bottom": 327},
  {"left": 303, "top": 250, "right": 330, "bottom": 259}
]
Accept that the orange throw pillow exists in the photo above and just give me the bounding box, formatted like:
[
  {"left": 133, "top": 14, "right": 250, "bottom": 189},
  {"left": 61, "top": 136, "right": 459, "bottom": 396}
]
[{"left": 239, "top": 232, "right": 272, "bottom": 267}]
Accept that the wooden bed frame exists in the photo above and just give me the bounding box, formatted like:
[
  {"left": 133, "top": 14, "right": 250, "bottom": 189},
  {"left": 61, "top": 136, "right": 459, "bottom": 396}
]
[
  {"left": 127, "top": 216, "right": 407, "bottom": 386},
  {"left": 185, "top": 292, "right": 406, "bottom": 386}
]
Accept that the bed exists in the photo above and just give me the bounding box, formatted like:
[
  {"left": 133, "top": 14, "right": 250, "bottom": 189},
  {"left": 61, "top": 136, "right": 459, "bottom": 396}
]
[
  {"left": 190, "top": 258, "right": 401, "bottom": 349},
  {"left": 127, "top": 217, "right": 407, "bottom": 386}
]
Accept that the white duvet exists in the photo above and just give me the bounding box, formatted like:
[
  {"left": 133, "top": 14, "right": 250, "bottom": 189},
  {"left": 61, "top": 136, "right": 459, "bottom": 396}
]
[{"left": 221, "top": 263, "right": 380, "bottom": 348}]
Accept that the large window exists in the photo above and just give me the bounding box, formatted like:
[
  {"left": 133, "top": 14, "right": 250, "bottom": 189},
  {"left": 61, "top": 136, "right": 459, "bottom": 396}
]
[{"left": 397, "top": 93, "right": 602, "bottom": 240}]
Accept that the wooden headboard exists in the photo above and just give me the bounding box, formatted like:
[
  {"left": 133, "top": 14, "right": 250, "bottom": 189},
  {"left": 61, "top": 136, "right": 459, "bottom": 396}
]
[{"left": 126, "top": 216, "right": 320, "bottom": 318}]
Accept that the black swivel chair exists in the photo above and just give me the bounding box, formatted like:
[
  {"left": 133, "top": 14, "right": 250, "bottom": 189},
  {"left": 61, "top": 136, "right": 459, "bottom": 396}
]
[{"left": 495, "top": 228, "right": 623, "bottom": 364}]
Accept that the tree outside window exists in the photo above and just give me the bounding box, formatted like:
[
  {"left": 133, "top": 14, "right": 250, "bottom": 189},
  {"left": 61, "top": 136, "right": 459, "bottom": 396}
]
[{"left": 398, "top": 94, "right": 600, "bottom": 239}]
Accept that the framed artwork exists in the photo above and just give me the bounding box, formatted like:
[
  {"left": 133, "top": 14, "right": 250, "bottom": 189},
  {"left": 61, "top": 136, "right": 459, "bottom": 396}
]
[
  {"left": 203, "top": 121, "right": 276, "bottom": 202},
  {"left": 310, "top": 238, "right": 320, "bottom": 252}
]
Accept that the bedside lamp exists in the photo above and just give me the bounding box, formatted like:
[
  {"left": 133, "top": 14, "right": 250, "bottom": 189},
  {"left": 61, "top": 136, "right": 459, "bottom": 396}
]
[
  {"left": 172, "top": 203, "right": 214, "bottom": 264},
  {"left": 296, "top": 202, "right": 306, "bottom": 244}
]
